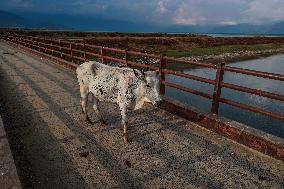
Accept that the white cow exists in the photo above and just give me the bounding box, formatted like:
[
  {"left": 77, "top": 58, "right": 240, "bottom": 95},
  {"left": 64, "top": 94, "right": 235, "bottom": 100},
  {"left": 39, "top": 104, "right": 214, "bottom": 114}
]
[{"left": 76, "top": 61, "right": 162, "bottom": 142}]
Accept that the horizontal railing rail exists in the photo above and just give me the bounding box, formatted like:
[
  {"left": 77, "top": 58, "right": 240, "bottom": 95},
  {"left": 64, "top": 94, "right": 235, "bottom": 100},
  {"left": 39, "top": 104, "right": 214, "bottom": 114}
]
[
  {"left": 1, "top": 32, "right": 283, "bottom": 121},
  {"left": 224, "top": 66, "right": 284, "bottom": 81}
]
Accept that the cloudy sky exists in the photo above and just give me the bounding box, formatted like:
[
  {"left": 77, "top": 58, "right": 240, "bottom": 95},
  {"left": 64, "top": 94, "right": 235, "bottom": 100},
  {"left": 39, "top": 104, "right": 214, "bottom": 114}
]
[{"left": 1, "top": 0, "right": 284, "bottom": 25}]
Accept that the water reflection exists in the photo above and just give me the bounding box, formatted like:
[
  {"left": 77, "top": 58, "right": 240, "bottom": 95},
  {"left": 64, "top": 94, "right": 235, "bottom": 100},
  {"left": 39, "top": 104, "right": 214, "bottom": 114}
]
[{"left": 166, "top": 54, "right": 284, "bottom": 138}]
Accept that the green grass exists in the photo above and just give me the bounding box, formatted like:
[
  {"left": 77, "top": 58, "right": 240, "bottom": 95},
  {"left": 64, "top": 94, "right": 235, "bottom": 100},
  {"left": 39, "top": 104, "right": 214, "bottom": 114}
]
[
  {"left": 163, "top": 43, "right": 284, "bottom": 58},
  {"left": 162, "top": 43, "right": 284, "bottom": 70}
]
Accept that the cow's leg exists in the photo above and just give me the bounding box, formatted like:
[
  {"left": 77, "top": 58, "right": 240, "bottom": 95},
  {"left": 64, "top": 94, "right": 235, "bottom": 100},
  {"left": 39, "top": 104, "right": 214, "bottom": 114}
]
[
  {"left": 119, "top": 104, "right": 129, "bottom": 143},
  {"left": 80, "top": 85, "right": 92, "bottom": 124},
  {"left": 92, "top": 98, "right": 107, "bottom": 126}
]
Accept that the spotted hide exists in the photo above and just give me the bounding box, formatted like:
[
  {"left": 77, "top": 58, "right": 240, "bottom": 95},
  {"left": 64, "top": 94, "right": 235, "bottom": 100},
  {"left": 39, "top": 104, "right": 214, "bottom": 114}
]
[{"left": 76, "top": 61, "right": 162, "bottom": 143}]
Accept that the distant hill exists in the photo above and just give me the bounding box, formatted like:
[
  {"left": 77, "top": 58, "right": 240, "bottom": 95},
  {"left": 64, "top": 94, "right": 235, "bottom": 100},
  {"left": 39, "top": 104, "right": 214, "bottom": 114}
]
[
  {"left": 166, "top": 23, "right": 284, "bottom": 34},
  {"left": 1, "top": 10, "right": 283, "bottom": 34},
  {"left": 0, "top": 10, "right": 63, "bottom": 29},
  {"left": 16, "top": 12, "right": 159, "bottom": 32},
  {"left": 266, "top": 21, "right": 284, "bottom": 34},
  {"left": 207, "top": 23, "right": 284, "bottom": 34},
  {"left": 0, "top": 10, "right": 29, "bottom": 27}
]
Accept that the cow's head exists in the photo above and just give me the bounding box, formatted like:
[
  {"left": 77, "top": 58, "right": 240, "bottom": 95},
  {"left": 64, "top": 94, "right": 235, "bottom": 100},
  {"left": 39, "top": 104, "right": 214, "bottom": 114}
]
[{"left": 133, "top": 69, "right": 162, "bottom": 106}]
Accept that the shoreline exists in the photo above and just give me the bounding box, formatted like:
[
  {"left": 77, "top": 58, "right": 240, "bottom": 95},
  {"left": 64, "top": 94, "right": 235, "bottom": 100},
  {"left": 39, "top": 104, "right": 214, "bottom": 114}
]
[
  {"left": 105, "top": 48, "right": 284, "bottom": 71},
  {"left": 164, "top": 45, "right": 284, "bottom": 70},
  {"left": 180, "top": 48, "right": 284, "bottom": 64}
]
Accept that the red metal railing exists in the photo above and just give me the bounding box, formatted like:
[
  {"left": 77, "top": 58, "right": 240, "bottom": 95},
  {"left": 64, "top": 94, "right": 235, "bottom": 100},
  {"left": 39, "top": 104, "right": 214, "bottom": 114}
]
[{"left": 1, "top": 32, "right": 283, "bottom": 121}]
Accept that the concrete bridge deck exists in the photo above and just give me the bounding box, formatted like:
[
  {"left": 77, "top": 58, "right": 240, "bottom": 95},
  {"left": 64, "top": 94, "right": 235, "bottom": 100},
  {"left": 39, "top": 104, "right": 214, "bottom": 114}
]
[{"left": 0, "top": 41, "right": 283, "bottom": 188}]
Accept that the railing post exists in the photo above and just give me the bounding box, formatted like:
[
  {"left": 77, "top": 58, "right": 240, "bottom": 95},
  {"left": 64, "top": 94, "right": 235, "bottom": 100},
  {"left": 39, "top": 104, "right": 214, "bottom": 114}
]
[
  {"left": 159, "top": 55, "right": 166, "bottom": 95},
  {"left": 100, "top": 46, "right": 105, "bottom": 64},
  {"left": 15, "top": 35, "right": 18, "bottom": 43},
  {"left": 37, "top": 38, "right": 40, "bottom": 52},
  {"left": 32, "top": 37, "right": 35, "bottom": 50},
  {"left": 125, "top": 49, "right": 129, "bottom": 66},
  {"left": 59, "top": 40, "right": 62, "bottom": 59},
  {"left": 34, "top": 37, "right": 37, "bottom": 51},
  {"left": 22, "top": 36, "right": 25, "bottom": 47},
  {"left": 70, "top": 41, "right": 73, "bottom": 63},
  {"left": 44, "top": 37, "right": 47, "bottom": 53},
  {"left": 51, "top": 39, "right": 54, "bottom": 56},
  {"left": 83, "top": 40, "right": 87, "bottom": 61},
  {"left": 34, "top": 37, "right": 37, "bottom": 50},
  {"left": 36, "top": 38, "right": 39, "bottom": 51},
  {"left": 211, "top": 62, "right": 225, "bottom": 114},
  {"left": 20, "top": 35, "right": 23, "bottom": 46}
]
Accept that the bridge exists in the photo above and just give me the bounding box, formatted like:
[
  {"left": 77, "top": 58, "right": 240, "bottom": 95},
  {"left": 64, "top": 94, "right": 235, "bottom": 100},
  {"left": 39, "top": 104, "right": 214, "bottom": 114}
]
[{"left": 0, "top": 35, "right": 283, "bottom": 188}]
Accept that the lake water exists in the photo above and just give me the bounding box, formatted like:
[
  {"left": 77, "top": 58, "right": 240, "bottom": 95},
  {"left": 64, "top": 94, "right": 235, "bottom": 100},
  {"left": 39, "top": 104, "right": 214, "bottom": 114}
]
[
  {"left": 205, "top": 34, "right": 284, "bottom": 37},
  {"left": 165, "top": 54, "right": 284, "bottom": 138}
]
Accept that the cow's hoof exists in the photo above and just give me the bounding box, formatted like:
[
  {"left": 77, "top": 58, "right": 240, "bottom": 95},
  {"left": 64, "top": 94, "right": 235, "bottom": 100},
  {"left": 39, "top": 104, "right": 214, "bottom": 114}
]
[
  {"left": 124, "top": 134, "right": 130, "bottom": 143},
  {"left": 86, "top": 116, "right": 93, "bottom": 125},
  {"left": 86, "top": 120, "right": 93, "bottom": 125},
  {"left": 124, "top": 138, "right": 130, "bottom": 143},
  {"left": 100, "top": 118, "right": 107, "bottom": 126}
]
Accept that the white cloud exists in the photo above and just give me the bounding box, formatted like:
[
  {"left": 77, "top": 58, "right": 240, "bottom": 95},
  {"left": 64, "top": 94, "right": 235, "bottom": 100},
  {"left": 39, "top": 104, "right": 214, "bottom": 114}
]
[
  {"left": 162, "top": 0, "right": 284, "bottom": 25},
  {"left": 242, "top": 0, "right": 284, "bottom": 23},
  {"left": 218, "top": 21, "right": 238, "bottom": 25},
  {"left": 156, "top": 1, "right": 167, "bottom": 14},
  {"left": 170, "top": 0, "right": 242, "bottom": 25},
  {"left": 172, "top": 1, "right": 207, "bottom": 25}
]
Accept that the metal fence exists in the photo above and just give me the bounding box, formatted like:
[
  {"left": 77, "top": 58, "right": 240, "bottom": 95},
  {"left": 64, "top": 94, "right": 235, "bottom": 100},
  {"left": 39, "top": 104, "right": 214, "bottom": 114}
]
[{"left": 1, "top": 32, "right": 283, "bottom": 121}]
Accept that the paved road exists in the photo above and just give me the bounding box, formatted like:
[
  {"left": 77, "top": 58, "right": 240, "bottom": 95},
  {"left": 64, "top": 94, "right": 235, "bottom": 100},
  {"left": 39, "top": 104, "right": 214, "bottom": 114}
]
[
  {"left": 0, "top": 41, "right": 283, "bottom": 189},
  {"left": 0, "top": 114, "right": 22, "bottom": 189}
]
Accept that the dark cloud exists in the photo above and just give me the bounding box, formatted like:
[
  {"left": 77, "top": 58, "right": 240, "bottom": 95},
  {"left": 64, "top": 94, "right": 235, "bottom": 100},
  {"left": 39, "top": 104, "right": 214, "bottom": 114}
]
[{"left": 1, "top": 0, "right": 283, "bottom": 25}]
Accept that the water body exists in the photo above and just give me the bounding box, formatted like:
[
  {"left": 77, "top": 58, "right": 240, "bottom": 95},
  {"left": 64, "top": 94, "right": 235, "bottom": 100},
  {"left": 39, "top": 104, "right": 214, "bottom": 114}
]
[
  {"left": 166, "top": 33, "right": 284, "bottom": 37},
  {"left": 205, "top": 33, "right": 284, "bottom": 37},
  {"left": 165, "top": 54, "right": 284, "bottom": 138}
]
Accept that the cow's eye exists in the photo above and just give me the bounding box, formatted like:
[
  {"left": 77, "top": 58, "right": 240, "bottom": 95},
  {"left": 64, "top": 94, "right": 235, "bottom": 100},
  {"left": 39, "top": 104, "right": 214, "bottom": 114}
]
[{"left": 146, "top": 84, "right": 150, "bottom": 87}]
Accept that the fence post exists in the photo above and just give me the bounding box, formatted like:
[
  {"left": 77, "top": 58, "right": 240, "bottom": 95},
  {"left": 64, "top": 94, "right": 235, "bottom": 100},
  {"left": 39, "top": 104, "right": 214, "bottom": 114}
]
[
  {"left": 20, "top": 35, "right": 22, "bottom": 46},
  {"left": 34, "top": 37, "right": 37, "bottom": 51},
  {"left": 211, "top": 62, "right": 225, "bottom": 114},
  {"left": 44, "top": 37, "right": 47, "bottom": 53},
  {"left": 14, "top": 35, "right": 17, "bottom": 43},
  {"left": 70, "top": 41, "right": 73, "bottom": 63},
  {"left": 125, "top": 49, "right": 129, "bottom": 66},
  {"left": 36, "top": 38, "right": 39, "bottom": 51},
  {"left": 159, "top": 55, "right": 166, "bottom": 95},
  {"left": 37, "top": 38, "right": 40, "bottom": 52},
  {"left": 83, "top": 40, "right": 87, "bottom": 61},
  {"left": 59, "top": 40, "right": 62, "bottom": 59},
  {"left": 25, "top": 36, "right": 27, "bottom": 47},
  {"left": 100, "top": 46, "right": 105, "bottom": 64},
  {"left": 51, "top": 39, "right": 54, "bottom": 56},
  {"left": 34, "top": 37, "right": 36, "bottom": 50},
  {"left": 32, "top": 37, "right": 35, "bottom": 50}
]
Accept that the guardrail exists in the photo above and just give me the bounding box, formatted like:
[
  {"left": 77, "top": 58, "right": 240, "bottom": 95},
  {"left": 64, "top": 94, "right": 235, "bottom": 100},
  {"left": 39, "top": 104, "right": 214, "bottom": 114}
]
[{"left": 1, "top": 32, "right": 283, "bottom": 121}]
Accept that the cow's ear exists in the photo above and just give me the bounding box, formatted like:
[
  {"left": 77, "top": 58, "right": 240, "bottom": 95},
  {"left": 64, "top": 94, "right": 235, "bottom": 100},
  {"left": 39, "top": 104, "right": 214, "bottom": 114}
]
[{"left": 133, "top": 69, "right": 145, "bottom": 81}]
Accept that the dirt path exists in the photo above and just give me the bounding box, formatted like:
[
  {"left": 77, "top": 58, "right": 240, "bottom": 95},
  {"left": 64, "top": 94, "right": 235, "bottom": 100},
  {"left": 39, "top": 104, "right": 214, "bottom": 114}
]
[{"left": 0, "top": 41, "right": 283, "bottom": 189}]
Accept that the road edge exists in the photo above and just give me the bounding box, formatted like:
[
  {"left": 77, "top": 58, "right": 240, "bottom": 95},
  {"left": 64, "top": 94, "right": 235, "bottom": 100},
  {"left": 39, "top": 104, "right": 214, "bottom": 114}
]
[{"left": 160, "top": 97, "right": 284, "bottom": 161}]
